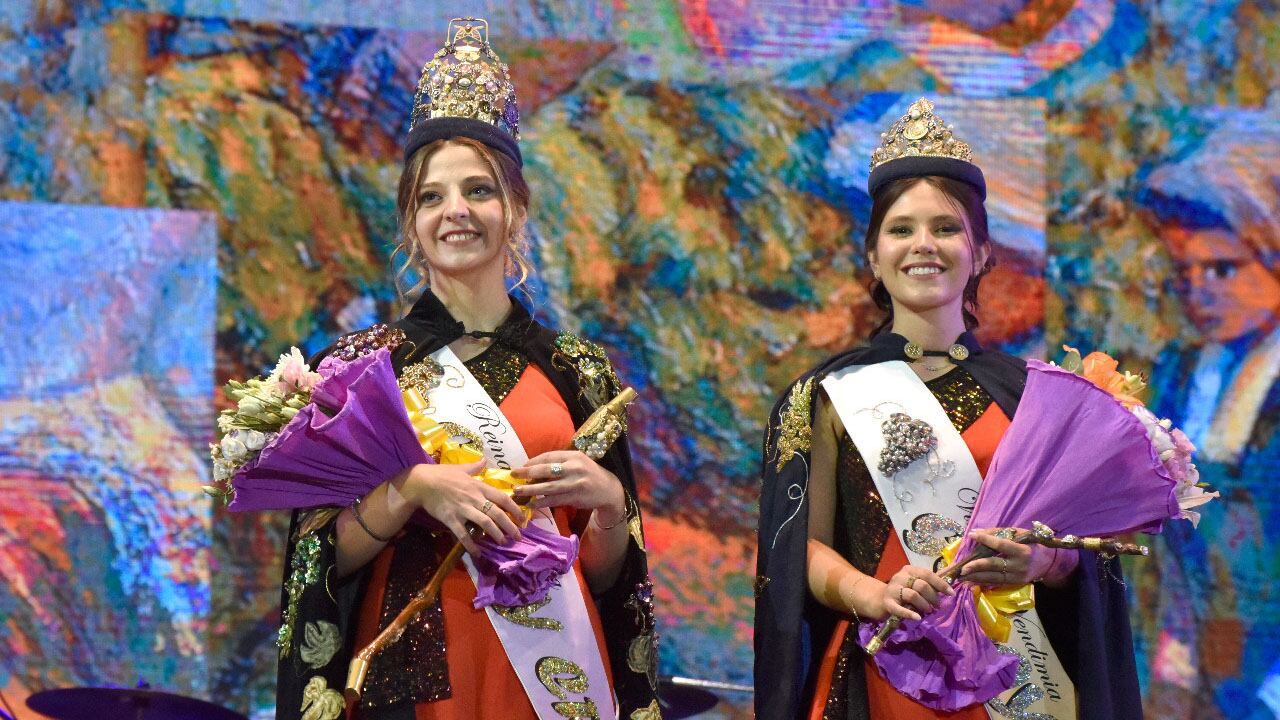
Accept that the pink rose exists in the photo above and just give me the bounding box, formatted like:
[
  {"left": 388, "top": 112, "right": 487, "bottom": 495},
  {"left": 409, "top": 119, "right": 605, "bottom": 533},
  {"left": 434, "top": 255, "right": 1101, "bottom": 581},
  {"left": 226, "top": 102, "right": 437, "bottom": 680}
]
[
  {"left": 1171, "top": 428, "right": 1196, "bottom": 455},
  {"left": 271, "top": 347, "right": 322, "bottom": 394}
]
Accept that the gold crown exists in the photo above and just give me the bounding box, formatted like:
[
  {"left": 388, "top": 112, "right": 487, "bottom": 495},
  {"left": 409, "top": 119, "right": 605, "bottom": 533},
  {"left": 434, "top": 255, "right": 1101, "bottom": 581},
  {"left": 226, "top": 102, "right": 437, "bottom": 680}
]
[
  {"left": 410, "top": 17, "right": 519, "bottom": 138},
  {"left": 869, "top": 98, "right": 973, "bottom": 169}
]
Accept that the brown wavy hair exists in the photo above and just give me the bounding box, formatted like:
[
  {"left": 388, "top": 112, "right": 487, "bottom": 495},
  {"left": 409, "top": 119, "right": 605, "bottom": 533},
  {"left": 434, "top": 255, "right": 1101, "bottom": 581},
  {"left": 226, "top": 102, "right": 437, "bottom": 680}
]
[
  {"left": 392, "top": 137, "right": 533, "bottom": 302},
  {"left": 864, "top": 175, "right": 996, "bottom": 337}
]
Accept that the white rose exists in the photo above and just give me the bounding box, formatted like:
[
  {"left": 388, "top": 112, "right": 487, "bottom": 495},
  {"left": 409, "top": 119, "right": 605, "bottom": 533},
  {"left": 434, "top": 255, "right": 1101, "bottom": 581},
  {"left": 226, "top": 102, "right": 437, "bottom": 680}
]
[
  {"left": 1128, "top": 404, "right": 1158, "bottom": 428},
  {"left": 1150, "top": 425, "right": 1175, "bottom": 456},
  {"left": 241, "top": 430, "right": 268, "bottom": 451},
  {"left": 220, "top": 435, "right": 248, "bottom": 461}
]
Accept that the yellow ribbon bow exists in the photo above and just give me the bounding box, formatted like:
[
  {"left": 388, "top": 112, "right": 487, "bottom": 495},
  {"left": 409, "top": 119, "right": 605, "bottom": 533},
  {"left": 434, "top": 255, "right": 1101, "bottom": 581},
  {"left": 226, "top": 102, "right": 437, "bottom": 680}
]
[
  {"left": 402, "top": 386, "right": 532, "bottom": 523},
  {"left": 941, "top": 538, "right": 1035, "bottom": 644}
]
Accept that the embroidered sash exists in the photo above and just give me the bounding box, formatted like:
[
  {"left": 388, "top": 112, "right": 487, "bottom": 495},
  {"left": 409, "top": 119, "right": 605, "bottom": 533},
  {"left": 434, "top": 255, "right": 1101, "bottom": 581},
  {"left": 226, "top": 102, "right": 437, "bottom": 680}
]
[
  {"left": 822, "top": 361, "right": 1076, "bottom": 720},
  {"left": 421, "top": 345, "right": 617, "bottom": 720}
]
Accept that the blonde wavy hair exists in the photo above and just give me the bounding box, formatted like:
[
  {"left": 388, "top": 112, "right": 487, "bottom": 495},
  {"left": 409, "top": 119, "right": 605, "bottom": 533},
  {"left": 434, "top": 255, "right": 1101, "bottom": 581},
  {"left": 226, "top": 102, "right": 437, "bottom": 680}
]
[{"left": 392, "top": 137, "right": 533, "bottom": 303}]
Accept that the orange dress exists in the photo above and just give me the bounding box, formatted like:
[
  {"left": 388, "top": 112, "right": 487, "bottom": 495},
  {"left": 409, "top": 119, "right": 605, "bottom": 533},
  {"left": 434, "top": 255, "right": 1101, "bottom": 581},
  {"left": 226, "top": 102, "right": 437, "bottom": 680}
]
[
  {"left": 809, "top": 399, "right": 1011, "bottom": 720},
  {"left": 351, "top": 364, "right": 613, "bottom": 719}
]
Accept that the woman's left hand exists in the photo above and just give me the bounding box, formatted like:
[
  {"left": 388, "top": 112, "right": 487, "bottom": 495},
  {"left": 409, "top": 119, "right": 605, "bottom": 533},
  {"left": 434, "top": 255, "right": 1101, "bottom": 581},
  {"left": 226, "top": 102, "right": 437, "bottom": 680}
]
[
  {"left": 959, "top": 528, "right": 1050, "bottom": 586},
  {"left": 511, "top": 450, "right": 626, "bottom": 517}
]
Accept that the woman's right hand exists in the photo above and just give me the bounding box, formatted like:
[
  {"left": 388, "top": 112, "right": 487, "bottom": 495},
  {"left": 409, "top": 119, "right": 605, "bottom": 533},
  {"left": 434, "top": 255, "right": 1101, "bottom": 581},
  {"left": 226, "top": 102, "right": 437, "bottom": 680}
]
[
  {"left": 878, "top": 564, "right": 954, "bottom": 622},
  {"left": 397, "top": 461, "right": 525, "bottom": 555}
]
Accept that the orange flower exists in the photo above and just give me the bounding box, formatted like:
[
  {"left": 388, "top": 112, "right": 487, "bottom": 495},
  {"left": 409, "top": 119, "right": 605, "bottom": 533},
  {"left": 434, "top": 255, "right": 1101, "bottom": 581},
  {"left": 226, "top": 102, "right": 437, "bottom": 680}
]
[{"left": 1062, "top": 345, "right": 1146, "bottom": 408}]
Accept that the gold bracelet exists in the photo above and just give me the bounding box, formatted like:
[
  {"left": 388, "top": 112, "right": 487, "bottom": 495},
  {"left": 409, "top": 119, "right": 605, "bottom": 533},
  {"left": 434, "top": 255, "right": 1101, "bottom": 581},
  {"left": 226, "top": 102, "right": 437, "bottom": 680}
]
[
  {"left": 351, "top": 496, "right": 394, "bottom": 543},
  {"left": 591, "top": 501, "right": 628, "bottom": 530},
  {"left": 839, "top": 576, "right": 864, "bottom": 625}
]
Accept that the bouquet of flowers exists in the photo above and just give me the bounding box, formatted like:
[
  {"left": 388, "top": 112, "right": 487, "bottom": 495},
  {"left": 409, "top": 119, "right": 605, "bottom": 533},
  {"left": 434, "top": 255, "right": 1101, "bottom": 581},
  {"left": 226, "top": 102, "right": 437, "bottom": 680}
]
[
  {"left": 206, "top": 347, "right": 322, "bottom": 503},
  {"left": 208, "top": 348, "right": 434, "bottom": 511},
  {"left": 206, "top": 347, "right": 576, "bottom": 609},
  {"left": 1058, "top": 346, "right": 1216, "bottom": 527},
  {"left": 861, "top": 346, "right": 1218, "bottom": 710}
]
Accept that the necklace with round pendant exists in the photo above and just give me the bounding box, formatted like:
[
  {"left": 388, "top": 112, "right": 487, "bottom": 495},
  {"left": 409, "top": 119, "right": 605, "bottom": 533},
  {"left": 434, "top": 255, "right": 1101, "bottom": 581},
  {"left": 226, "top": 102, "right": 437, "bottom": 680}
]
[{"left": 904, "top": 340, "right": 968, "bottom": 374}]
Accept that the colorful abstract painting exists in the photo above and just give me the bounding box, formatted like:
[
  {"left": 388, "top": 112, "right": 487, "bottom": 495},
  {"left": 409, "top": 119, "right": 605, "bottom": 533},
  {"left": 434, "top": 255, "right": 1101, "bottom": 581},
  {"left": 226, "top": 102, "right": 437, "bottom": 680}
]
[
  {"left": 1, "top": 1, "right": 1277, "bottom": 718},
  {"left": 1052, "top": 102, "right": 1280, "bottom": 720},
  {"left": 0, "top": 202, "right": 216, "bottom": 704}
]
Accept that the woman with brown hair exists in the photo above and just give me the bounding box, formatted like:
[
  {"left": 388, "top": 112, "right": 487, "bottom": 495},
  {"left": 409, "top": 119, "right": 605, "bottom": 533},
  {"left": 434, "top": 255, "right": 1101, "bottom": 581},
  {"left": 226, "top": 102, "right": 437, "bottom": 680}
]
[
  {"left": 273, "top": 19, "right": 659, "bottom": 720},
  {"left": 755, "top": 98, "right": 1140, "bottom": 719}
]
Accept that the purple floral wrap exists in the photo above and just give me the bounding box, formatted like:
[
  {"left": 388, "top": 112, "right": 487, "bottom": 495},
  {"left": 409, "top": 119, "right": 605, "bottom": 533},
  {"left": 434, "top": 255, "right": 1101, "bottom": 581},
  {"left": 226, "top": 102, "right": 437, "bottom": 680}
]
[
  {"left": 858, "top": 584, "right": 1019, "bottom": 711},
  {"left": 472, "top": 521, "right": 580, "bottom": 609}
]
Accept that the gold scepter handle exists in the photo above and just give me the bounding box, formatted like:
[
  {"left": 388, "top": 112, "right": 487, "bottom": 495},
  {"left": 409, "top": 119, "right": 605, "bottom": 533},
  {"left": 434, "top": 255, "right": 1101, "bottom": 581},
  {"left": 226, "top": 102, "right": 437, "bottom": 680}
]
[
  {"left": 1024, "top": 521, "right": 1149, "bottom": 556},
  {"left": 863, "top": 559, "right": 969, "bottom": 655},
  {"left": 345, "top": 386, "right": 638, "bottom": 705},
  {"left": 863, "top": 521, "right": 1148, "bottom": 655}
]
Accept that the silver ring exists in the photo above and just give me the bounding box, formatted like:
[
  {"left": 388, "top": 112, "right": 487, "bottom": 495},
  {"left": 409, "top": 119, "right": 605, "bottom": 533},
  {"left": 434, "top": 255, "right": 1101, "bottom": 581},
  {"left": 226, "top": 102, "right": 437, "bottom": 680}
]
[
  {"left": 550, "top": 462, "right": 564, "bottom": 478},
  {"left": 480, "top": 500, "right": 494, "bottom": 514},
  {"left": 999, "top": 557, "right": 1008, "bottom": 570}
]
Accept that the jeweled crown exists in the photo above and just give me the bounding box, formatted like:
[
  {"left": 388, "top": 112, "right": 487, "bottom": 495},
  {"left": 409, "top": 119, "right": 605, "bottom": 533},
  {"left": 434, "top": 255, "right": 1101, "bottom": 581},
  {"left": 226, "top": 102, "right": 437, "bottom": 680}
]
[
  {"left": 869, "top": 98, "right": 972, "bottom": 170},
  {"left": 409, "top": 17, "right": 520, "bottom": 139}
]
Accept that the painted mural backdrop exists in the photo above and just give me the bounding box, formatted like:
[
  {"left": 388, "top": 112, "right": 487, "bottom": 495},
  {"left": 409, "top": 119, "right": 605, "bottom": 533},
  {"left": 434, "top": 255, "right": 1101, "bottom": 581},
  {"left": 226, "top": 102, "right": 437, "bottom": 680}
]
[
  {"left": 1, "top": 1, "right": 1277, "bottom": 718},
  {"left": 0, "top": 204, "right": 216, "bottom": 697}
]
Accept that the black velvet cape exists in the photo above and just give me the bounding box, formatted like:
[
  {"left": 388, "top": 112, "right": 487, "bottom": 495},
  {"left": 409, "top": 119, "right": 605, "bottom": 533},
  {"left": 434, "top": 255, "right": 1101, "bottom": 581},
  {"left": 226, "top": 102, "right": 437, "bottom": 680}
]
[
  {"left": 273, "top": 290, "right": 660, "bottom": 720},
  {"left": 754, "top": 332, "right": 1142, "bottom": 719}
]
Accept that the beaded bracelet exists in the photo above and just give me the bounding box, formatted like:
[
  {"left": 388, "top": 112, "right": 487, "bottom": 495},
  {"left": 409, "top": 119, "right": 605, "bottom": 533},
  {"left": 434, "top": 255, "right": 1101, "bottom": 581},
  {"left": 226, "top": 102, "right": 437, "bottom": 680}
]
[{"left": 350, "top": 496, "right": 394, "bottom": 543}]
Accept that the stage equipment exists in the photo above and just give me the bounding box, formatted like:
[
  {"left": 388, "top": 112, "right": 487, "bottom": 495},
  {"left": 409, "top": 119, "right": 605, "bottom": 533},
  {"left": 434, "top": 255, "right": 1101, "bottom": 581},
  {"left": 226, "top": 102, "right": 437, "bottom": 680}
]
[{"left": 26, "top": 687, "right": 246, "bottom": 720}]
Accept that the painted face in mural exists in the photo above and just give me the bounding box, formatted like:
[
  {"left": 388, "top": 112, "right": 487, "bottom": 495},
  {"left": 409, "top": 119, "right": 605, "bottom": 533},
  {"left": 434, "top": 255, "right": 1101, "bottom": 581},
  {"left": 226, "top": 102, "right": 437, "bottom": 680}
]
[
  {"left": 414, "top": 142, "right": 509, "bottom": 284},
  {"left": 1159, "top": 224, "right": 1280, "bottom": 343},
  {"left": 868, "top": 181, "right": 988, "bottom": 323}
]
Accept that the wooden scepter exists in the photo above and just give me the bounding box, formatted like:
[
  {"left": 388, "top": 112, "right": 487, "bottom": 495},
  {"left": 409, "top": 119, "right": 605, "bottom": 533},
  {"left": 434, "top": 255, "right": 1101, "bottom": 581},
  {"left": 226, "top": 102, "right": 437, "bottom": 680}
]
[
  {"left": 344, "top": 386, "right": 637, "bottom": 704},
  {"left": 863, "top": 521, "right": 1147, "bottom": 655}
]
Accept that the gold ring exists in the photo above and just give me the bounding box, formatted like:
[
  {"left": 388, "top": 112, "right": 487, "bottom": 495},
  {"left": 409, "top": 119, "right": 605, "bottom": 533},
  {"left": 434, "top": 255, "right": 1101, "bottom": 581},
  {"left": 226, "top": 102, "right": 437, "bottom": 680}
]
[
  {"left": 480, "top": 500, "right": 493, "bottom": 514},
  {"left": 999, "top": 557, "right": 1008, "bottom": 570},
  {"left": 550, "top": 462, "right": 564, "bottom": 478},
  {"left": 898, "top": 586, "right": 906, "bottom": 604}
]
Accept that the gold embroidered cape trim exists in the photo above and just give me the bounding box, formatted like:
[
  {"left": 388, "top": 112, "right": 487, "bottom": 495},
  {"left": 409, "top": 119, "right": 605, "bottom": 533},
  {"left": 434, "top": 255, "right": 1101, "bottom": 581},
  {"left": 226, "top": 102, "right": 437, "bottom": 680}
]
[
  {"left": 773, "top": 377, "right": 814, "bottom": 471},
  {"left": 553, "top": 332, "right": 625, "bottom": 418}
]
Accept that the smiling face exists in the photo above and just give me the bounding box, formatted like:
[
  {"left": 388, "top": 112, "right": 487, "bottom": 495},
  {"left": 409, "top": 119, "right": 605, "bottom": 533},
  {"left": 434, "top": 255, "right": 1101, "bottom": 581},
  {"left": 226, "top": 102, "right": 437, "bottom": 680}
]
[
  {"left": 868, "top": 180, "right": 989, "bottom": 325},
  {"left": 413, "top": 142, "right": 512, "bottom": 285}
]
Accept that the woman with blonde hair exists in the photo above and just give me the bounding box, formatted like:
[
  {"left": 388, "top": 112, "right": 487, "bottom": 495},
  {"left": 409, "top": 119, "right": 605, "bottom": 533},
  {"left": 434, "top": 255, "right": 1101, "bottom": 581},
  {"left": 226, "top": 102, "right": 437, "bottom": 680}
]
[{"left": 273, "top": 19, "right": 659, "bottom": 720}]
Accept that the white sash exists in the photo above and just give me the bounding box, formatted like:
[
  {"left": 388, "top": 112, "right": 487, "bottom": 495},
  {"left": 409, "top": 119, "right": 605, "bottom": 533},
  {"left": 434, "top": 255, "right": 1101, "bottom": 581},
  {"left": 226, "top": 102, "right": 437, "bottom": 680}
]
[
  {"left": 423, "top": 345, "right": 618, "bottom": 720},
  {"left": 822, "top": 361, "right": 1077, "bottom": 719}
]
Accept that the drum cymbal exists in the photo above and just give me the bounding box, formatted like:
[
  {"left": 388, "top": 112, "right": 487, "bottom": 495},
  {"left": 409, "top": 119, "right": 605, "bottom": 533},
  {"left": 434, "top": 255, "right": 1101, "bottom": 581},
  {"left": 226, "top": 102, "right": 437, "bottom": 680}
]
[
  {"left": 656, "top": 676, "right": 721, "bottom": 719},
  {"left": 26, "top": 687, "right": 246, "bottom": 720}
]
